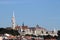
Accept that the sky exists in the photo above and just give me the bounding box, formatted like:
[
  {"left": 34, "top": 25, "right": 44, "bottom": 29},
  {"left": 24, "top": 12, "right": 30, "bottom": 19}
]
[{"left": 0, "top": 0, "right": 60, "bottom": 30}]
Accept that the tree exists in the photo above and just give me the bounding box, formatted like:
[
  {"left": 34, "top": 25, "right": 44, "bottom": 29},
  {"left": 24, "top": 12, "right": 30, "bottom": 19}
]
[{"left": 0, "top": 28, "right": 20, "bottom": 36}]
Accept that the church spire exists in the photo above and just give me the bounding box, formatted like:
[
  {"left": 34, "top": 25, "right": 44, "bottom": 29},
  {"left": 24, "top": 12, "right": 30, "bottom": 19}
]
[
  {"left": 12, "top": 11, "right": 16, "bottom": 29},
  {"left": 53, "top": 28, "right": 56, "bottom": 32},
  {"left": 22, "top": 22, "right": 24, "bottom": 27},
  {"left": 13, "top": 11, "right": 15, "bottom": 17}
]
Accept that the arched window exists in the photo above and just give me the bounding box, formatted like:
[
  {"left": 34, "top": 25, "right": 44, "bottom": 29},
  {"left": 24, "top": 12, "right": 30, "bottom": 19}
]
[
  {"left": 46, "top": 32, "right": 48, "bottom": 34},
  {"left": 41, "top": 31, "right": 43, "bottom": 34}
]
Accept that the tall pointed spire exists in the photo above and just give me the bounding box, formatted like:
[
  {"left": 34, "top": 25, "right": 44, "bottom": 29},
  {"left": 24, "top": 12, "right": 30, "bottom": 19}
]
[
  {"left": 13, "top": 11, "right": 15, "bottom": 17},
  {"left": 22, "top": 22, "right": 24, "bottom": 27},
  {"left": 12, "top": 11, "right": 16, "bottom": 29},
  {"left": 53, "top": 28, "right": 56, "bottom": 32}
]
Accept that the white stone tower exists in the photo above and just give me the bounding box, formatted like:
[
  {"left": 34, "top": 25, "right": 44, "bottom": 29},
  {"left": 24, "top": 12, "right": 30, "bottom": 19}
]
[{"left": 12, "top": 11, "right": 16, "bottom": 29}]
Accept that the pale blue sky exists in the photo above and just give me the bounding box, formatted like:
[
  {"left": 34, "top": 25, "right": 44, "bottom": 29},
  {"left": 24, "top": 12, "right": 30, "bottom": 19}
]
[{"left": 0, "top": 0, "right": 60, "bottom": 30}]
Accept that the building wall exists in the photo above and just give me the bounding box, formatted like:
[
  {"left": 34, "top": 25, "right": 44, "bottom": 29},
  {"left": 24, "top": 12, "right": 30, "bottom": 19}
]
[{"left": 0, "top": 37, "right": 3, "bottom": 40}]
